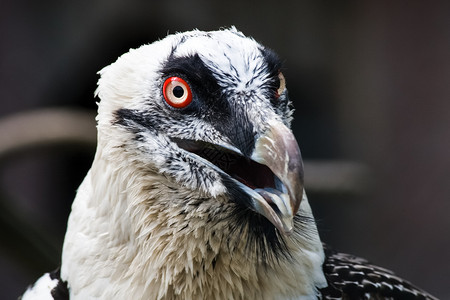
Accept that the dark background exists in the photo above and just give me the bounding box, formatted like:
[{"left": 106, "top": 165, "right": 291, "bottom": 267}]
[{"left": 1, "top": 1, "right": 449, "bottom": 299}]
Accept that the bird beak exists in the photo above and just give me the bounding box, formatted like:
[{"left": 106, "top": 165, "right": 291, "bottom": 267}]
[
  {"left": 171, "top": 118, "right": 303, "bottom": 235},
  {"left": 248, "top": 120, "right": 304, "bottom": 235}
]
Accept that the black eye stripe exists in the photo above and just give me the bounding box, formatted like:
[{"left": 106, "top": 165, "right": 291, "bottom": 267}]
[
  {"left": 160, "top": 53, "right": 228, "bottom": 111},
  {"left": 161, "top": 53, "right": 219, "bottom": 88},
  {"left": 259, "top": 47, "right": 283, "bottom": 78}
]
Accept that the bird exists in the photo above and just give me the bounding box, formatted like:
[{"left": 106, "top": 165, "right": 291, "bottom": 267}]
[{"left": 21, "top": 27, "right": 438, "bottom": 300}]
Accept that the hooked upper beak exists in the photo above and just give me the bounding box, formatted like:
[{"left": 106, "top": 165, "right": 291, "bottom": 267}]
[
  {"left": 242, "top": 120, "right": 304, "bottom": 235},
  {"left": 171, "top": 119, "right": 304, "bottom": 235}
]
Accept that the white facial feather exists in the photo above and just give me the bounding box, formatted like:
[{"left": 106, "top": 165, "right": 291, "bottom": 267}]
[{"left": 61, "top": 27, "right": 326, "bottom": 300}]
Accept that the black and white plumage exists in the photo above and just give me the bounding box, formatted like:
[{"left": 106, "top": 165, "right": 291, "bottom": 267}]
[{"left": 21, "top": 28, "right": 438, "bottom": 300}]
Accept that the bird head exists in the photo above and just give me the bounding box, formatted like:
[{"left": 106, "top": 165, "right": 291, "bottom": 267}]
[{"left": 95, "top": 27, "right": 304, "bottom": 236}]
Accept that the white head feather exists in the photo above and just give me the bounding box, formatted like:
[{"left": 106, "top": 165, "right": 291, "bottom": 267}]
[{"left": 61, "top": 27, "right": 326, "bottom": 300}]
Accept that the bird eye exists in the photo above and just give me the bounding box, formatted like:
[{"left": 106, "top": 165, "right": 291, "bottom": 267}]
[
  {"left": 275, "top": 72, "right": 286, "bottom": 98},
  {"left": 163, "top": 77, "right": 193, "bottom": 108}
]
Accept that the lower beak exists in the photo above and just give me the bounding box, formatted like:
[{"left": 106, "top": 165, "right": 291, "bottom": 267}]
[{"left": 247, "top": 120, "right": 304, "bottom": 234}]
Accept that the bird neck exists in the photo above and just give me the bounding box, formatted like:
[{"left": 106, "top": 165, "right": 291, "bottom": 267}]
[{"left": 61, "top": 150, "right": 326, "bottom": 299}]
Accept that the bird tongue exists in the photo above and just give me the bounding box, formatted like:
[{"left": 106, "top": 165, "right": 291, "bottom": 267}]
[{"left": 255, "top": 188, "right": 294, "bottom": 233}]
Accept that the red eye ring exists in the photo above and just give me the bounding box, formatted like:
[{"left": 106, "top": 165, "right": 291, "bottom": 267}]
[{"left": 163, "top": 77, "right": 193, "bottom": 108}]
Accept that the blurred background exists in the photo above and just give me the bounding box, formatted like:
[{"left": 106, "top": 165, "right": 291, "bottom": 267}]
[{"left": 1, "top": 0, "right": 449, "bottom": 298}]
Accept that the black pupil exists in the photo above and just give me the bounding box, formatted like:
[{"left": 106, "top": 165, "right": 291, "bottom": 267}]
[{"left": 173, "top": 86, "right": 185, "bottom": 98}]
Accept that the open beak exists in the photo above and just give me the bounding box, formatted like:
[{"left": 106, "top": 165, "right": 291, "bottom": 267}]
[
  {"left": 244, "top": 120, "right": 304, "bottom": 235},
  {"left": 172, "top": 119, "right": 304, "bottom": 235}
]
